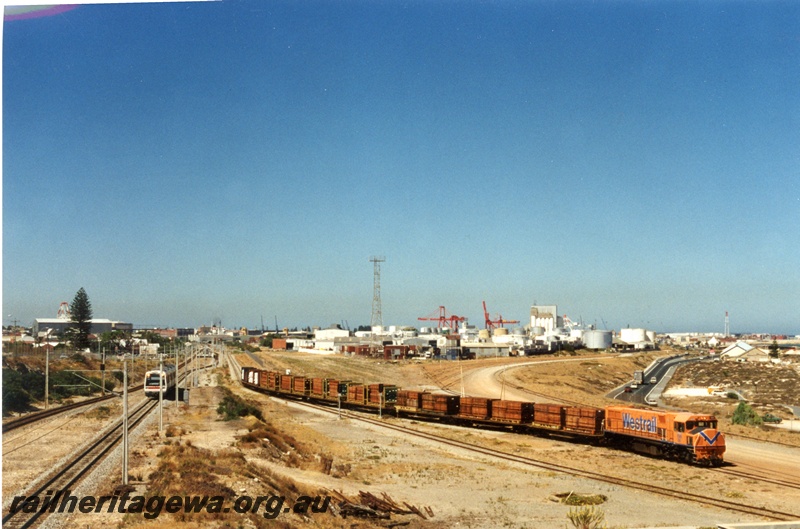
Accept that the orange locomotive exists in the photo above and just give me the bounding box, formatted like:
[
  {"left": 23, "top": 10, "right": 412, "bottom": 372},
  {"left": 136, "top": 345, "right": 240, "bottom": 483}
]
[{"left": 603, "top": 406, "right": 725, "bottom": 466}]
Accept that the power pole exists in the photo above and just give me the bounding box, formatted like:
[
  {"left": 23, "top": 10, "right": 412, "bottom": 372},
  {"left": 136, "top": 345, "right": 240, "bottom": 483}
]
[
  {"left": 122, "top": 356, "right": 129, "bottom": 485},
  {"left": 724, "top": 311, "right": 730, "bottom": 337},
  {"left": 158, "top": 357, "right": 164, "bottom": 433},
  {"left": 45, "top": 348, "right": 50, "bottom": 410},
  {"left": 370, "top": 256, "right": 385, "bottom": 331},
  {"left": 174, "top": 342, "right": 178, "bottom": 404}
]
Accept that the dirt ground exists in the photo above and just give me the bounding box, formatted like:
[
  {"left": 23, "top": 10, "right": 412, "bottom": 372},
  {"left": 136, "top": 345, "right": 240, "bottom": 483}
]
[
  {"left": 664, "top": 360, "right": 800, "bottom": 418},
  {"left": 7, "top": 347, "right": 800, "bottom": 529}
]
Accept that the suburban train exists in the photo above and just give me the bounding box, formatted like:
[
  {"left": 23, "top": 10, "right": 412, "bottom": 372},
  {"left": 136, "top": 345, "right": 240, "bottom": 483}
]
[
  {"left": 240, "top": 367, "right": 726, "bottom": 466},
  {"left": 144, "top": 364, "right": 177, "bottom": 398}
]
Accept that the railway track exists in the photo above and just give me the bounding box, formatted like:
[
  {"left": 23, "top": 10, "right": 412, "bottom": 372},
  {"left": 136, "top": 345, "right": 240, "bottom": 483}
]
[
  {"left": 2, "top": 387, "right": 143, "bottom": 434},
  {"left": 727, "top": 431, "right": 800, "bottom": 449},
  {"left": 2, "top": 398, "right": 158, "bottom": 529},
  {"left": 244, "top": 351, "right": 266, "bottom": 368},
  {"left": 714, "top": 462, "right": 800, "bottom": 491},
  {"left": 230, "top": 354, "right": 800, "bottom": 519},
  {"left": 269, "top": 393, "right": 799, "bottom": 522},
  {"left": 3, "top": 357, "right": 199, "bottom": 435}
]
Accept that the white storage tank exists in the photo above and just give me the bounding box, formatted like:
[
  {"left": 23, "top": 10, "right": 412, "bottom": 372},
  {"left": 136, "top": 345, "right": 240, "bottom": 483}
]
[
  {"left": 620, "top": 328, "right": 647, "bottom": 344},
  {"left": 584, "top": 330, "right": 613, "bottom": 350},
  {"left": 646, "top": 330, "right": 656, "bottom": 343},
  {"left": 531, "top": 326, "right": 545, "bottom": 337}
]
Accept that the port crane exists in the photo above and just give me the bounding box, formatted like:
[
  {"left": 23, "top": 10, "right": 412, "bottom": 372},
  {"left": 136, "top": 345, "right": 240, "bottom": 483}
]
[
  {"left": 418, "top": 306, "right": 466, "bottom": 331},
  {"left": 482, "top": 301, "right": 519, "bottom": 331}
]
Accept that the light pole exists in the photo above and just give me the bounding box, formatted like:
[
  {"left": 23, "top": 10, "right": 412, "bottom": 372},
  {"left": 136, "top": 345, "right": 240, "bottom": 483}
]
[
  {"left": 45, "top": 348, "right": 50, "bottom": 410},
  {"left": 101, "top": 342, "right": 106, "bottom": 396},
  {"left": 174, "top": 341, "right": 179, "bottom": 404},
  {"left": 158, "top": 356, "right": 164, "bottom": 433},
  {"left": 122, "top": 355, "right": 129, "bottom": 485}
]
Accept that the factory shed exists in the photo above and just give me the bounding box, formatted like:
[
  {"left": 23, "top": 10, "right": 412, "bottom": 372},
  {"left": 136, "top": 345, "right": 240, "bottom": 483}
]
[
  {"left": 461, "top": 342, "right": 513, "bottom": 358},
  {"left": 720, "top": 341, "right": 769, "bottom": 362},
  {"left": 33, "top": 318, "right": 132, "bottom": 337}
]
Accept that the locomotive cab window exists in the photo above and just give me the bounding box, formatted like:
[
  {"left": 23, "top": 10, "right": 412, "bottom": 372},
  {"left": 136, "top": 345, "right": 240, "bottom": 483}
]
[
  {"left": 674, "top": 422, "right": 685, "bottom": 432},
  {"left": 689, "top": 420, "right": 717, "bottom": 434},
  {"left": 146, "top": 374, "right": 162, "bottom": 386}
]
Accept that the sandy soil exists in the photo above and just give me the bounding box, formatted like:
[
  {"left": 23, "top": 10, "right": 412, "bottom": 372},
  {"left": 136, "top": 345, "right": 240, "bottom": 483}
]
[
  {"left": 2, "top": 394, "right": 149, "bottom": 507},
  {"left": 7, "top": 348, "right": 800, "bottom": 529}
]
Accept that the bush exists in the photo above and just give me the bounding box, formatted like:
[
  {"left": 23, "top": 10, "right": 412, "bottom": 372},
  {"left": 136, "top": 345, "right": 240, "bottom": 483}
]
[
  {"left": 567, "top": 506, "right": 606, "bottom": 529},
  {"left": 216, "top": 389, "right": 263, "bottom": 421},
  {"left": 731, "top": 401, "right": 762, "bottom": 426},
  {"left": 1, "top": 365, "right": 111, "bottom": 414},
  {"left": 2, "top": 369, "right": 32, "bottom": 413}
]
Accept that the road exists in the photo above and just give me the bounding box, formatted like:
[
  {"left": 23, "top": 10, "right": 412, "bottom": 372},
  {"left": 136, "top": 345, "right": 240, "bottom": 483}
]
[
  {"left": 454, "top": 355, "right": 800, "bottom": 489},
  {"left": 608, "top": 354, "right": 702, "bottom": 405},
  {"left": 458, "top": 356, "right": 615, "bottom": 402}
]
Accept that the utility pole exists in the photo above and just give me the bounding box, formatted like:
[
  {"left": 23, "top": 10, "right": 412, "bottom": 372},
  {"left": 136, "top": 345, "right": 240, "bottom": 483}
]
[
  {"left": 370, "top": 256, "right": 385, "bottom": 331},
  {"left": 158, "top": 357, "right": 164, "bottom": 433},
  {"left": 45, "top": 348, "right": 50, "bottom": 410},
  {"left": 174, "top": 342, "right": 179, "bottom": 403},
  {"left": 724, "top": 311, "right": 730, "bottom": 338},
  {"left": 122, "top": 356, "right": 129, "bottom": 485}
]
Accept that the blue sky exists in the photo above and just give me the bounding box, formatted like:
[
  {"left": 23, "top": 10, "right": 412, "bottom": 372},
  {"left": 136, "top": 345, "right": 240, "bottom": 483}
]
[{"left": 3, "top": 0, "right": 799, "bottom": 334}]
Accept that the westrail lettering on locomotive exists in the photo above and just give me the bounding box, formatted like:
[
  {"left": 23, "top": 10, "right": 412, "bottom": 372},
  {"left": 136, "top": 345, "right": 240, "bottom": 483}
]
[{"left": 621, "top": 413, "right": 657, "bottom": 433}]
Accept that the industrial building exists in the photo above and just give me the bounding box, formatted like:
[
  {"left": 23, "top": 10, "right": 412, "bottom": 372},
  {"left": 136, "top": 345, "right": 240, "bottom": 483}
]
[
  {"left": 32, "top": 301, "right": 132, "bottom": 338},
  {"left": 33, "top": 317, "right": 133, "bottom": 337}
]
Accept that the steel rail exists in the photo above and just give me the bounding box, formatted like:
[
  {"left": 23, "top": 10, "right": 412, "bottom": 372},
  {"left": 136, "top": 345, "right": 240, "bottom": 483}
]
[
  {"left": 261, "top": 389, "right": 799, "bottom": 522},
  {"left": 2, "top": 398, "right": 158, "bottom": 529}
]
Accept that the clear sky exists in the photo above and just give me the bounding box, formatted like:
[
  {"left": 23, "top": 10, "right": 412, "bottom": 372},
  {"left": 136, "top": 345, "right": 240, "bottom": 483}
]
[{"left": 2, "top": 0, "right": 799, "bottom": 335}]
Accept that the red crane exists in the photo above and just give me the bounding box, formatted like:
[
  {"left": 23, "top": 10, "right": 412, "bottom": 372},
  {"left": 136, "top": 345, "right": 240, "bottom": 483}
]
[
  {"left": 483, "top": 301, "right": 519, "bottom": 331},
  {"left": 418, "top": 306, "right": 466, "bottom": 331}
]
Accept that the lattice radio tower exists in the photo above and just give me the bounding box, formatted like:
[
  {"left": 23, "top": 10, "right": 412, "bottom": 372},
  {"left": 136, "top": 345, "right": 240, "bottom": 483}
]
[{"left": 370, "top": 256, "right": 385, "bottom": 330}]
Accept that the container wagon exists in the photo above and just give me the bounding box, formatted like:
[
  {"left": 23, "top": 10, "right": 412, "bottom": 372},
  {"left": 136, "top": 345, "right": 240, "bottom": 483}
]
[
  {"left": 292, "top": 376, "right": 311, "bottom": 396},
  {"left": 491, "top": 400, "right": 534, "bottom": 424},
  {"left": 459, "top": 397, "right": 493, "bottom": 420},
  {"left": 279, "top": 374, "right": 293, "bottom": 392},
  {"left": 421, "top": 393, "right": 460, "bottom": 415},
  {"left": 395, "top": 390, "right": 426, "bottom": 412},
  {"left": 346, "top": 384, "right": 367, "bottom": 406},
  {"left": 367, "top": 384, "right": 398, "bottom": 407}
]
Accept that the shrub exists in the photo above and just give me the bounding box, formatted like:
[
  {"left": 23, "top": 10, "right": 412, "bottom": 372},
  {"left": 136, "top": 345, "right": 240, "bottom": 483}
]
[
  {"left": 731, "top": 401, "right": 762, "bottom": 426},
  {"left": 567, "top": 505, "right": 606, "bottom": 529},
  {"left": 2, "top": 369, "right": 32, "bottom": 413},
  {"left": 216, "top": 388, "right": 263, "bottom": 421}
]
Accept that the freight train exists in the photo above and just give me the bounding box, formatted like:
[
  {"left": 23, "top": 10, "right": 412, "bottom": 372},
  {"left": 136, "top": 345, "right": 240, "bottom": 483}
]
[
  {"left": 144, "top": 364, "right": 177, "bottom": 398},
  {"left": 240, "top": 367, "right": 725, "bottom": 466}
]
